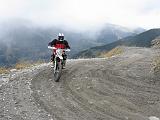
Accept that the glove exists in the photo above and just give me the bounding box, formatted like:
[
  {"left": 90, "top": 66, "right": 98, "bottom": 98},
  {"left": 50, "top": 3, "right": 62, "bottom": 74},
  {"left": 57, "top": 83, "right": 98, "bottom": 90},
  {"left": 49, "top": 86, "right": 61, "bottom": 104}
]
[
  {"left": 66, "top": 49, "right": 70, "bottom": 52},
  {"left": 48, "top": 46, "right": 57, "bottom": 50}
]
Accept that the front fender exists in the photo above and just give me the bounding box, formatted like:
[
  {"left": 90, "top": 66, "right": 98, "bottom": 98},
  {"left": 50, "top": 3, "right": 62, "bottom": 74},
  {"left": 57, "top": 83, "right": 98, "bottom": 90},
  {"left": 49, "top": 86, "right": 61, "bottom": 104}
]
[
  {"left": 59, "top": 56, "right": 63, "bottom": 60},
  {"left": 56, "top": 56, "right": 63, "bottom": 62}
]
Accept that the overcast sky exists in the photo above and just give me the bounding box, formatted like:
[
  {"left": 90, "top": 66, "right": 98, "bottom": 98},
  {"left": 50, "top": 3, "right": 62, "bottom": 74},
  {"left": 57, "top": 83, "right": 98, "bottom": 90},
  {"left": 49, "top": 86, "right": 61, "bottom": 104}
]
[{"left": 0, "top": 0, "right": 160, "bottom": 30}]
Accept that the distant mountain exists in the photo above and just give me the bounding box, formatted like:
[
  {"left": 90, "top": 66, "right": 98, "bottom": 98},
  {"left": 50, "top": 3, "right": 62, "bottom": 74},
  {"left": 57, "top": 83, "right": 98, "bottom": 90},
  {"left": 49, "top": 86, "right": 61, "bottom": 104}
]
[
  {"left": 0, "top": 25, "right": 51, "bottom": 66},
  {"left": 133, "top": 27, "right": 146, "bottom": 34},
  {"left": 95, "top": 24, "right": 145, "bottom": 44},
  {"left": 0, "top": 19, "right": 144, "bottom": 66},
  {"left": 75, "top": 28, "right": 160, "bottom": 58}
]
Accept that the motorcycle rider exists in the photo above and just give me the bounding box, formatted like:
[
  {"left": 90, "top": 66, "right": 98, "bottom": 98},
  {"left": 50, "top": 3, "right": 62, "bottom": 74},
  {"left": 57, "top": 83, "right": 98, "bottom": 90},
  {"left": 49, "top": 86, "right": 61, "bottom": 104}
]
[{"left": 48, "top": 33, "right": 70, "bottom": 68}]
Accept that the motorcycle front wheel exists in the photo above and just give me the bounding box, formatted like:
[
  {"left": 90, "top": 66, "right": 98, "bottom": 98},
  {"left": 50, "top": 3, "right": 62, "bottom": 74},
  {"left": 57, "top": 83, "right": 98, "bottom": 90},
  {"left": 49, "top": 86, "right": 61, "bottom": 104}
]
[{"left": 53, "top": 61, "right": 62, "bottom": 82}]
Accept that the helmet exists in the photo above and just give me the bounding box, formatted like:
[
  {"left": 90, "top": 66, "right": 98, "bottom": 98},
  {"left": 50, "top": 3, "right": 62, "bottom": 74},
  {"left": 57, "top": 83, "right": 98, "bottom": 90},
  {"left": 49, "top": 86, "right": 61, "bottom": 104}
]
[
  {"left": 58, "top": 33, "right": 64, "bottom": 41},
  {"left": 58, "top": 33, "right": 61, "bottom": 40},
  {"left": 61, "top": 33, "right": 64, "bottom": 40}
]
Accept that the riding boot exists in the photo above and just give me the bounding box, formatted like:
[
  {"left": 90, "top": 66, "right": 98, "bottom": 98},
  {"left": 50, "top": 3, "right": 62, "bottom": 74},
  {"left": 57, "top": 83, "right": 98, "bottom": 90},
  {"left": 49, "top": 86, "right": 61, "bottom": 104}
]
[{"left": 62, "top": 60, "right": 66, "bottom": 69}]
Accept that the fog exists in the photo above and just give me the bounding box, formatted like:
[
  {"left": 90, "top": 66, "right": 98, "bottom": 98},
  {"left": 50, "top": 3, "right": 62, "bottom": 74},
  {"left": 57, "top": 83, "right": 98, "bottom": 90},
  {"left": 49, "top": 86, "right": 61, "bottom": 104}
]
[
  {"left": 0, "top": 0, "right": 160, "bottom": 30},
  {"left": 0, "top": 0, "right": 160, "bottom": 66}
]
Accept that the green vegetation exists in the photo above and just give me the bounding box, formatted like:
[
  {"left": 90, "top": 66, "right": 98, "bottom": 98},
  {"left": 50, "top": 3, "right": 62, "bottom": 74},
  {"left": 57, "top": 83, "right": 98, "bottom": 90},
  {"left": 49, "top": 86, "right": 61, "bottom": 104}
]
[{"left": 100, "top": 47, "right": 123, "bottom": 58}]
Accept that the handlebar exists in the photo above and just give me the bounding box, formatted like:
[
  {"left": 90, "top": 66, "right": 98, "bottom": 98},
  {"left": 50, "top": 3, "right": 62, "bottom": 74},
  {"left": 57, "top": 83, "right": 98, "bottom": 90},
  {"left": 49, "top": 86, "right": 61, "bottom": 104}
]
[
  {"left": 65, "top": 49, "right": 71, "bottom": 52},
  {"left": 48, "top": 46, "right": 57, "bottom": 50},
  {"left": 48, "top": 46, "right": 70, "bottom": 51}
]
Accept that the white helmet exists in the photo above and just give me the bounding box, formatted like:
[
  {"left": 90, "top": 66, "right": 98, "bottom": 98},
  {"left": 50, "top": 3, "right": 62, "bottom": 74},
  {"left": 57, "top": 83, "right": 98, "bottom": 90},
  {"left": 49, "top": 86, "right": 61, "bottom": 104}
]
[
  {"left": 58, "top": 33, "right": 64, "bottom": 40},
  {"left": 58, "top": 33, "right": 62, "bottom": 37}
]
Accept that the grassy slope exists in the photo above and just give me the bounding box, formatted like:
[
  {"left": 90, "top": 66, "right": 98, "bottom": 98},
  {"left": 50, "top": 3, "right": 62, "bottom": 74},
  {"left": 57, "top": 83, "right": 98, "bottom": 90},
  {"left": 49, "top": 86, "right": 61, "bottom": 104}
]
[{"left": 100, "top": 47, "right": 123, "bottom": 58}]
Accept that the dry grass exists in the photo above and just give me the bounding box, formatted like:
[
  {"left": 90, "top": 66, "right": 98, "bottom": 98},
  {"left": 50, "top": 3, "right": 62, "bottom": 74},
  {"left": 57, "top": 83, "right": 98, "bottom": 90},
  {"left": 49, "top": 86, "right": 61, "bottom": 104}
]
[
  {"left": 15, "top": 60, "right": 45, "bottom": 70},
  {"left": 0, "top": 67, "right": 9, "bottom": 74},
  {"left": 15, "top": 62, "right": 32, "bottom": 70},
  {"left": 0, "top": 60, "right": 45, "bottom": 74},
  {"left": 153, "top": 56, "right": 160, "bottom": 73},
  {"left": 100, "top": 47, "right": 123, "bottom": 58}
]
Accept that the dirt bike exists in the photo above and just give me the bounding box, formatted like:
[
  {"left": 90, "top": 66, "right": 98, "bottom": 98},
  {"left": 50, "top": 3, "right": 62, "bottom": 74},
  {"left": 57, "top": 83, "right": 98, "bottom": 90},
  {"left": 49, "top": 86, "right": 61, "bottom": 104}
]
[{"left": 48, "top": 46, "right": 70, "bottom": 82}]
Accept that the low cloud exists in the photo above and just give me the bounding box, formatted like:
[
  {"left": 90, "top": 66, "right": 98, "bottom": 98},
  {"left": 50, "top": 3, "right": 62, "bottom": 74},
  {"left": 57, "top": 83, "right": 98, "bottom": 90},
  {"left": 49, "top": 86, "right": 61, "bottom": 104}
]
[{"left": 0, "top": 0, "right": 160, "bottom": 30}]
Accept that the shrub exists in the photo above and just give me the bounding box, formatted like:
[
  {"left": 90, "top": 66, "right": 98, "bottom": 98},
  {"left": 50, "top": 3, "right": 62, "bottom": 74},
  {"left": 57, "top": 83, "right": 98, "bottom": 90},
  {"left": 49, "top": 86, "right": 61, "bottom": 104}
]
[{"left": 100, "top": 47, "right": 123, "bottom": 58}]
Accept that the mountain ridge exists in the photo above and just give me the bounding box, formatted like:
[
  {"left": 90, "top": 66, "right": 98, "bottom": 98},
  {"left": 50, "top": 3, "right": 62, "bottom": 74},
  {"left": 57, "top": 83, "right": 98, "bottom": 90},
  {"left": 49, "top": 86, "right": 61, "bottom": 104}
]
[{"left": 75, "top": 28, "right": 160, "bottom": 58}]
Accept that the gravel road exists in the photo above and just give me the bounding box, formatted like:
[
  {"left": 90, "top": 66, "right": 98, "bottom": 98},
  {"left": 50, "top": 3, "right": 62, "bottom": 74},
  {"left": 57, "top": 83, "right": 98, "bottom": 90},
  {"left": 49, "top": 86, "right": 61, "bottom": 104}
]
[{"left": 0, "top": 47, "right": 160, "bottom": 120}]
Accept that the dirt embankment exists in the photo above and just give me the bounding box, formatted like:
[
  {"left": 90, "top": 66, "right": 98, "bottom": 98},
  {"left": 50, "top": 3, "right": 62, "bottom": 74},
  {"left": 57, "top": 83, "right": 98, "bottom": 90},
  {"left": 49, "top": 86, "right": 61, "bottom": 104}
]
[{"left": 0, "top": 47, "right": 160, "bottom": 120}]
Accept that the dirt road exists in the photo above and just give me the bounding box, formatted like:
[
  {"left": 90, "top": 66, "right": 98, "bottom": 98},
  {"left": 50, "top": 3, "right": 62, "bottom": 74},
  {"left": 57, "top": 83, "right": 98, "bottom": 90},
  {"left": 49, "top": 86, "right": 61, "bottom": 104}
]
[{"left": 0, "top": 47, "right": 160, "bottom": 120}]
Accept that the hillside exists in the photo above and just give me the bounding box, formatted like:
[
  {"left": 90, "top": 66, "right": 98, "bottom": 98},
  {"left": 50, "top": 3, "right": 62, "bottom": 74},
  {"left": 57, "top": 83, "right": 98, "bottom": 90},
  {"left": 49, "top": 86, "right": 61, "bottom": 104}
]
[
  {"left": 0, "top": 20, "right": 143, "bottom": 67},
  {"left": 0, "top": 47, "right": 160, "bottom": 120},
  {"left": 75, "top": 28, "right": 160, "bottom": 58},
  {"left": 152, "top": 36, "right": 160, "bottom": 48}
]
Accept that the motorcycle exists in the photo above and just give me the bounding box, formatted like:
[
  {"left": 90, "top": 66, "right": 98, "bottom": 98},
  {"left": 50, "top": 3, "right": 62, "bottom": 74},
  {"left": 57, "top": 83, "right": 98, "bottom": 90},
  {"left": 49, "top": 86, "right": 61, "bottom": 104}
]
[{"left": 48, "top": 46, "right": 70, "bottom": 82}]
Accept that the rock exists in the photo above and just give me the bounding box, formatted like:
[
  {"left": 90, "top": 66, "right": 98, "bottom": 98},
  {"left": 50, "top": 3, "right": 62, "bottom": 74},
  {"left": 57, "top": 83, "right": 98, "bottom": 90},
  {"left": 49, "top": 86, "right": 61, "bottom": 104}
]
[
  {"left": 89, "top": 101, "right": 94, "bottom": 105},
  {"left": 76, "top": 87, "right": 81, "bottom": 90},
  {"left": 149, "top": 116, "right": 160, "bottom": 120},
  {"left": 87, "top": 86, "right": 92, "bottom": 89},
  {"left": 152, "top": 37, "right": 160, "bottom": 48},
  {"left": 10, "top": 69, "right": 17, "bottom": 72}
]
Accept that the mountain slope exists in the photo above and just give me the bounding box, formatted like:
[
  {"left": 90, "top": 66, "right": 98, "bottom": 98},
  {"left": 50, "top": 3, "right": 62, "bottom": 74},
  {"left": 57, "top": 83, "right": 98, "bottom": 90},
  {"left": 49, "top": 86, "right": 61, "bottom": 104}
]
[
  {"left": 96, "top": 24, "right": 145, "bottom": 44},
  {"left": 75, "top": 28, "right": 160, "bottom": 58},
  {"left": 152, "top": 36, "right": 160, "bottom": 48},
  {"left": 0, "top": 20, "right": 142, "bottom": 66}
]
